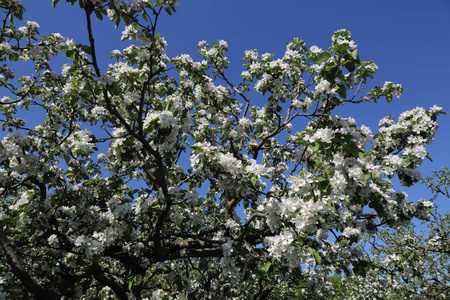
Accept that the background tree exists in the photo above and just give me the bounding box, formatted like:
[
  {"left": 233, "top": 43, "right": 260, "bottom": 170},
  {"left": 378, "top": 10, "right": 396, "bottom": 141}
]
[
  {"left": 0, "top": 0, "right": 446, "bottom": 299},
  {"left": 337, "top": 167, "right": 450, "bottom": 300}
]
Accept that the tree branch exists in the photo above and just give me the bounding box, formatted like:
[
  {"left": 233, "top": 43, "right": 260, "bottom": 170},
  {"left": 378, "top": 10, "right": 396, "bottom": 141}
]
[
  {"left": 0, "top": 230, "right": 60, "bottom": 299},
  {"left": 92, "top": 263, "right": 129, "bottom": 300}
]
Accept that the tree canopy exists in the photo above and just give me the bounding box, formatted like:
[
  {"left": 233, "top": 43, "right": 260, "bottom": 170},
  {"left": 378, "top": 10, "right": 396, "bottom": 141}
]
[
  {"left": 342, "top": 167, "right": 450, "bottom": 299},
  {"left": 0, "top": 0, "right": 447, "bottom": 299}
]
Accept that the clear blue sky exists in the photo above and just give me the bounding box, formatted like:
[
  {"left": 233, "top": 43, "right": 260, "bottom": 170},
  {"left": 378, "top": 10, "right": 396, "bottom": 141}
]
[{"left": 16, "top": 0, "right": 450, "bottom": 209}]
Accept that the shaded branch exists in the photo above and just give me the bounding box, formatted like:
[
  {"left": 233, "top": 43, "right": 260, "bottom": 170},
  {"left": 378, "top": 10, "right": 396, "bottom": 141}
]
[
  {"left": 0, "top": 230, "right": 60, "bottom": 300},
  {"left": 92, "top": 263, "right": 129, "bottom": 300},
  {"left": 238, "top": 211, "right": 267, "bottom": 244}
]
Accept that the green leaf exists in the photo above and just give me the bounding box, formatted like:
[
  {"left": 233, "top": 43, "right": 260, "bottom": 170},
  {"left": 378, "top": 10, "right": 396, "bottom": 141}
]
[
  {"left": 335, "top": 43, "right": 348, "bottom": 54},
  {"left": 344, "top": 60, "right": 355, "bottom": 72},
  {"left": 313, "top": 90, "right": 322, "bottom": 100},
  {"left": 329, "top": 96, "right": 341, "bottom": 106},
  {"left": 345, "top": 142, "right": 360, "bottom": 158},
  {"left": 94, "top": 9, "right": 103, "bottom": 20},
  {"left": 164, "top": 6, "right": 173, "bottom": 15},
  {"left": 316, "top": 176, "right": 327, "bottom": 182},
  {"left": 348, "top": 49, "right": 358, "bottom": 60},
  {"left": 8, "top": 52, "right": 19, "bottom": 61},
  {"left": 310, "top": 142, "right": 320, "bottom": 152},
  {"left": 115, "top": 17, "right": 121, "bottom": 28},
  {"left": 362, "top": 174, "right": 371, "bottom": 182},
  {"left": 324, "top": 61, "right": 338, "bottom": 71},
  {"left": 385, "top": 93, "right": 394, "bottom": 103},
  {"left": 308, "top": 247, "right": 322, "bottom": 265},
  {"left": 328, "top": 200, "right": 336, "bottom": 212},
  {"left": 80, "top": 45, "right": 92, "bottom": 55},
  {"left": 66, "top": 50, "right": 75, "bottom": 59},
  {"left": 314, "top": 51, "right": 331, "bottom": 64},
  {"left": 263, "top": 261, "right": 273, "bottom": 273},
  {"left": 128, "top": 276, "right": 136, "bottom": 290},
  {"left": 337, "top": 85, "right": 347, "bottom": 99},
  {"left": 52, "top": 0, "right": 61, "bottom": 8}
]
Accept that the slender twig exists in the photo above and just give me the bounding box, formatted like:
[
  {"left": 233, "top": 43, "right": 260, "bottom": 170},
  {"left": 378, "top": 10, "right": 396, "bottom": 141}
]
[{"left": 0, "top": 5, "right": 12, "bottom": 42}]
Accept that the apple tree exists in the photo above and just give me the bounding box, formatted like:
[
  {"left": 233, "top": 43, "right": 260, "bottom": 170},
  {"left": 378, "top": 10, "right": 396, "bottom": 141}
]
[{"left": 0, "top": 0, "right": 445, "bottom": 299}]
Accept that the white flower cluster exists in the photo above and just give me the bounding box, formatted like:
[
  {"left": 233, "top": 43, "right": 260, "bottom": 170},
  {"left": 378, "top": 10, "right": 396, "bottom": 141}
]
[
  {"left": 291, "top": 199, "right": 329, "bottom": 234},
  {"left": 333, "top": 29, "right": 357, "bottom": 49},
  {"left": 265, "top": 229, "right": 295, "bottom": 259},
  {"left": 218, "top": 152, "right": 243, "bottom": 178},
  {"left": 292, "top": 97, "right": 313, "bottom": 111},
  {"left": 373, "top": 106, "right": 441, "bottom": 186},
  {"left": 65, "top": 129, "right": 96, "bottom": 157},
  {"left": 258, "top": 105, "right": 443, "bottom": 267},
  {"left": 98, "top": 74, "right": 116, "bottom": 87},
  {"left": 0, "top": 133, "right": 43, "bottom": 176},
  {"left": 315, "top": 79, "right": 332, "bottom": 94},
  {"left": 309, "top": 45, "right": 322, "bottom": 54},
  {"left": 18, "top": 21, "right": 39, "bottom": 38}
]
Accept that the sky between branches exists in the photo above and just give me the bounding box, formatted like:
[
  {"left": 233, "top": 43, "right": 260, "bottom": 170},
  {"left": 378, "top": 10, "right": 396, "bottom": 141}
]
[{"left": 12, "top": 0, "right": 450, "bottom": 211}]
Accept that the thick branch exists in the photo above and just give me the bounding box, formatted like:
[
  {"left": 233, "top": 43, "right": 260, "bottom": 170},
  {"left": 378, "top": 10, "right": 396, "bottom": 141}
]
[
  {"left": 56, "top": 264, "right": 98, "bottom": 296},
  {"left": 165, "top": 248, "right": 223, "bottom": 261},
  {"left": 168, "top": 238, "right": 223, "bottom": 250},
  {"left": 104, "top": 246, "right": 147, "bottom": 275},
  {"left": 92, "top": 264, "right": 129, "bottom": 300},
  {"left": 0, "top": 230, "right": 60, "bottom": 299},
  {"left": 27, "top": 176, "right": 46, "bottom": 202},
  {"left": 224, "top": 195, "right": 238, "bottom": 221},
  {"left": 238, "top": 211, "right": 268, "bottom": 244}
]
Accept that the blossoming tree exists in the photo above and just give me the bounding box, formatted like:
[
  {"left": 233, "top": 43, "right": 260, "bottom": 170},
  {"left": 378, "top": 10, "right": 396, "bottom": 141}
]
[
  {"left": 339, "top": 167, "right": 450, "bottom": 299},
  {"left": 0, "top": 0, "right": 446, "bottom": 299}
]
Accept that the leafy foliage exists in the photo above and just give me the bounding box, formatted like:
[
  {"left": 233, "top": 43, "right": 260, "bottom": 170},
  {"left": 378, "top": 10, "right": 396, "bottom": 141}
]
[{"left": 339, "top": 168, "right": 450, "bottom": 299}]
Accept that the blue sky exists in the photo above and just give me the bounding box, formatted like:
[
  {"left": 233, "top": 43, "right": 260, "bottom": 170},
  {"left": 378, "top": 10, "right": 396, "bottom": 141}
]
[{"left": 15, "top": 0, "right": 450, "bottom": 209}]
